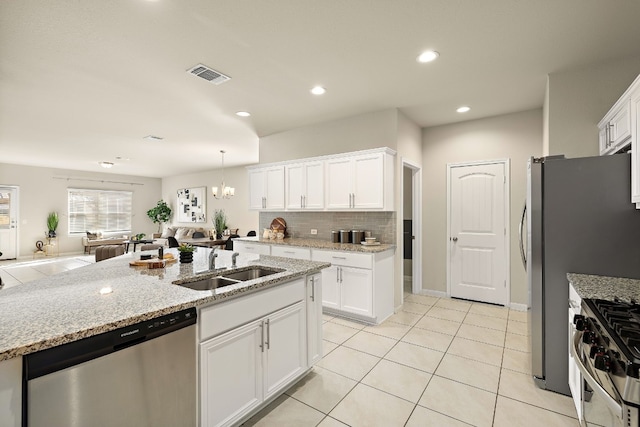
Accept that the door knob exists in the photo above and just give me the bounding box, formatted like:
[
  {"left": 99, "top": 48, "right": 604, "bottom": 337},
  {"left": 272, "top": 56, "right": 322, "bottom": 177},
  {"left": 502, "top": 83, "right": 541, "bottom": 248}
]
[{"left": 452, "top": 237, "right": 458, "bottom": 242}]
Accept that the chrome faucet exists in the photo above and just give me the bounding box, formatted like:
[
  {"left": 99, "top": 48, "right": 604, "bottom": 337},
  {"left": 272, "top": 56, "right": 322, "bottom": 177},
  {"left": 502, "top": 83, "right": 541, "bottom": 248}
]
[
  {"left": 209, "top": 249, "right": 218, "bottom": 270},
  {"left": 231, "top": 252, "right": 239, "bottom": 268}
]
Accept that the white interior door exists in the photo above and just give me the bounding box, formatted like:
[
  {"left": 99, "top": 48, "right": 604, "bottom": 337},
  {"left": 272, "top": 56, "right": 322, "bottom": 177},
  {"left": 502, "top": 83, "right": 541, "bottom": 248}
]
[
  {"left": 449, "top": 162, "right": 508, "bottom": 305},
  {"left": 0, "top": 186, "right": 18, "bottom": 260}
]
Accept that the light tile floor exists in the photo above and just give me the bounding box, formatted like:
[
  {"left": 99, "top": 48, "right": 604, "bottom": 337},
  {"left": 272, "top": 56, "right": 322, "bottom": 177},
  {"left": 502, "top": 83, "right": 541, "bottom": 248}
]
[
  {"left": 243, "top": 293, "right": 579, "bottom": 427},
  {"left": 1, "top": 258, "right": 579, "bottom": 426}
]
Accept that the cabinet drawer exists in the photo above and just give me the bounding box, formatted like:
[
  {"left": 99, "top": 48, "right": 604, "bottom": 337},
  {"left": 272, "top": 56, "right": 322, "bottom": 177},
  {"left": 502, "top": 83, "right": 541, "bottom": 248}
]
[
  {"left": 312, "top": 249, "right": 372, "bottom": 269},
  {"left": 271, "top": 246, "right": 311, "bottom": 260},
  {"left": 199, "top": 279, "right": 305, "bottom": 341},
  {"left": 234, "top": 241, "right": 271, "bottom": 255}
]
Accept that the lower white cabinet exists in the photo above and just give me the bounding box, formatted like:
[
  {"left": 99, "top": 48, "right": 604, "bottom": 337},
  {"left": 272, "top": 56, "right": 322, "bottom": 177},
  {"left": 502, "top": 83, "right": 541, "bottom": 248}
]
[
  {"left": 306, "top": 274, "right": 323, "bottom": 366},
  {"left": 200, "top": 301, "right": 306, "bottom": 427},
  {"left": 233, "top": 240, "right": 271, "bottom": 255},
  {"left": 312, "top": 249, "right": 393, "bottom": 324},
  {"left": 271, "top": 245, "right": 311, "bottom": 260}
]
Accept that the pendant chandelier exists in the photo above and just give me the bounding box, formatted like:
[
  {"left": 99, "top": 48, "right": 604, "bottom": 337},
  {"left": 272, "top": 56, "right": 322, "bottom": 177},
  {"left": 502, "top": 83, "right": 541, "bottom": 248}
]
[{"left": 212, "top": 150, "right": 235, "bottom": 199}]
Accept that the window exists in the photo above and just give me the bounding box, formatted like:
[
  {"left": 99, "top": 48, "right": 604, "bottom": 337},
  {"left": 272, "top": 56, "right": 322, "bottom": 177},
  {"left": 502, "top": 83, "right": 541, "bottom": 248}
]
[{"left": 68, "top": 189, "right": 132, "bottom": 234}]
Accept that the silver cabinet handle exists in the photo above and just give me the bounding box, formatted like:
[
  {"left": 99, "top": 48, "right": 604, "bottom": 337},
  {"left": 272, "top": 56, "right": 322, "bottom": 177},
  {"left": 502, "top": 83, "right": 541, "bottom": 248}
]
[
  {"left": 265, "top": 318, "right": 270, "bottom": 350},
  {"left": 332, "top": 256, "right": 347, "bottom": 260},
  {"left": 284, "top": 250, "right": 295, "bottom": 254},
  {"left": 339, "top": 267, "right": 343, "bottom": 283},
  {"left": 260, "top": 320, "right": 265, "bottom": 352},
  {"left": 336, "top": 267, "right": 340, "bottom": 282},
  {"left": 303, "top": 195, "right": 306, "bottom": 208},
  {"left": 301, "top": 195, "right": 303, "bottom": 208},
  {"left": 310, "top": 276, "right": 315, "bottom": 301}
]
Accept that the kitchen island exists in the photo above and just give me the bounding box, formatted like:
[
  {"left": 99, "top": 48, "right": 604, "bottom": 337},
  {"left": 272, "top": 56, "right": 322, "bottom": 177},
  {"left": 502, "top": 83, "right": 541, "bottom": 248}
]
[{"left": 0, "top": 248, "right": 330, "bottom": 427}]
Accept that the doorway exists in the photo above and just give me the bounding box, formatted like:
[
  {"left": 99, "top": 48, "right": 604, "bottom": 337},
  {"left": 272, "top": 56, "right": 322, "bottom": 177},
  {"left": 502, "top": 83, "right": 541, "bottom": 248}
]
[
  {"left": 0, "top": 186, "right": 19, "bottom": 260},
  {"left": 402, "top": 160, "right": 422, "bottom": 297},
  {"left": 447, "top": 160, "right": 509, "bottom": 305}
]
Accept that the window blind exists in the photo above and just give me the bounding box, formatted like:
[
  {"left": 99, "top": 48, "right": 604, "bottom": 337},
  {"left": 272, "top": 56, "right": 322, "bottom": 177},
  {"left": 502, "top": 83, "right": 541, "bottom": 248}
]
[{"left": 68, "top": 189, "right": 132, "bottom": 234}]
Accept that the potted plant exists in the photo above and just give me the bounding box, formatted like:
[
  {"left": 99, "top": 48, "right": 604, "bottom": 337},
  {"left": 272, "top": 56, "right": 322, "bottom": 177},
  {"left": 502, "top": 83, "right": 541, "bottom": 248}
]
[
  {"left": 147, "top": 200, "right": 172, "bottom": 234},
  {"left": 46, "top": 212, "right": 59, "bottom": 238},
  {"left": 177, "top": 243, "right": 195, "bottom": 263},
  {"left": 213, "top": 209, "right": 227, "bottom": 239},
  {"left": 135, "top": 233, "right": 146, "bottom": 241}
]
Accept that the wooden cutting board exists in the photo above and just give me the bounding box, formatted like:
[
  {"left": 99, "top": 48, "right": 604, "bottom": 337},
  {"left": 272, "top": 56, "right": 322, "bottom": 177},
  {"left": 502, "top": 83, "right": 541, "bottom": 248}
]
[{"left": 129, "top": 255, "right": 176, "bottom": 268}]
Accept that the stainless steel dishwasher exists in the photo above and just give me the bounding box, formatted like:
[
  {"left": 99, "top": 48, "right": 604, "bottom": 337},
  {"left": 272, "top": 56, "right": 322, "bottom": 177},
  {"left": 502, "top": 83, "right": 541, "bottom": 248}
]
[{"left": 23, "top": 307, "right": 197, "bottom": 427}]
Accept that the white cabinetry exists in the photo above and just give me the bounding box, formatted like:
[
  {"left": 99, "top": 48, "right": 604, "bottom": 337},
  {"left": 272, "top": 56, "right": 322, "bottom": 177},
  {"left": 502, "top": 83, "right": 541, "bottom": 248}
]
[
  {"left": 568, "top": 282, "right": 583, "bottom": 423},
  {"left": 326, "top": 151, "right": 394, "bottom": 210},
  {"left": 271, "top": 245, "right": 311, "bottom": 260},
  {"left": 199, "top": 279, "right": 310, "bottom": 427},
  {"left": 599, "top": 73, "right": 640, "bottom": 207},
  {"left": 233, "top": 240, "right": 271, "bottom": 256},
  {"left": 306, "top": 274, "right": 323, "bottom": 366},
  {"left": 248, "top": 166, "right": 285, "bottom": 210},
  {"left": 0, "top": 357, "right": 21, "bottom": 427},
  {"left": 285, "top": 161, "right": 324, "bottom": 210},
  {"left": 312, "top": 249, "right": 394, "bottom": 323},
  {"left": 598, "top": 100, "right": 631, "bottom": 155}
]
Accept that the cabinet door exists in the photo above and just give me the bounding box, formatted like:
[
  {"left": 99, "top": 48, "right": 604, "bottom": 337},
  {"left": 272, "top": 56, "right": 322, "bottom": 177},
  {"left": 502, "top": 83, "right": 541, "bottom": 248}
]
[
  {"left": 264, "top": 166, "right": 285, "bottom": 210},
  {"left": 609, "top": 102, "right": 631, "bottom": 150},
  {"left": 326, "top": 158, "right": 352, "bottom": 209},
  {"left": 248, "top": 169, "right": 266, "bottom": 210},
  {"left": 321, "top": 265, "right": 341, "bottom": 310},
  {"left": 233, "top": 241, "right": 271, "bottom": 256},
  {"left": 340, "top": 266, "right": 373, "bottom": 317},
  {"left": 307, "top": 274, "right": 323, "bottom": 366},
  {"left": 285, "top": 163, "right": 304, "bottom": 210},
  {"left": 352, "top": 153, "right": 384, "bottom": 209},
  {"left": 200, "top": 320, "right": 263, "bottom": 427},
  {"left": 631, "top": 90, "right": 640, "bottom": 204},
  {"left": 598, "top": 126, "right": 610, "bottom": 155},
  {"left": 304, "top": 161, "right": 325, "bottom": 209},
  {"left": 263, "top": 302, "right": 306, "bottom": 400}
]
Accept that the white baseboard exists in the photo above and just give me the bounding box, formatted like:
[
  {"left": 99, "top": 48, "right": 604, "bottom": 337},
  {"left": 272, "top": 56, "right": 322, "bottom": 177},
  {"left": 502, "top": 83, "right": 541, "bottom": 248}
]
[
  {"left": 420, "top": 289, "right": 448, "bottom": 298},
  {"left": 509, "top": 302, "right": 528, "bottom": 312}
]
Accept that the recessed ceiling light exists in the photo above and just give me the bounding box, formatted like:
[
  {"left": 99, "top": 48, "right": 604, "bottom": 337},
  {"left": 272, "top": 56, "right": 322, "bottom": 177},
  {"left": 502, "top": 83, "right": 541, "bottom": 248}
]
[
  {"left": 311, "top": 86, "right": 326, "bottom": 95},
  {"left": 417, "top": 50, "right": 439, "bottom": 63},
  {"left": 99, "top": 161, "right": 114, "bottom": 168},
  {"left": 456, "top": 106, "right": 471, "bottom": 113},
  {"left": 144, "top": 135, "right": 163, "bottom": 141},
  {"left": 236, "top": 111, "right": 251, "bottom": 117}
]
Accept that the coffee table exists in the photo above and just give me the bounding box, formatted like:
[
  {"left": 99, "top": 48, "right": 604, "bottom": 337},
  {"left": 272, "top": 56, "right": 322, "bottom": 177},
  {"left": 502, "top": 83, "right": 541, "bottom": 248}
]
[{"left": 124, "top": 239, "right": 155, "bottom": 253}]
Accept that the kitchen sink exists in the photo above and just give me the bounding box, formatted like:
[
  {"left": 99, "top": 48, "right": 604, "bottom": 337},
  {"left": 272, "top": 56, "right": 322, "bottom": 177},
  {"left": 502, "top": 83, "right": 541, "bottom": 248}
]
[
  {"left": 176, "top": 276, "right": 239, "bottom": 291},
  {"left": 222, "top": 267, "right": 282, "bottom": 282}
]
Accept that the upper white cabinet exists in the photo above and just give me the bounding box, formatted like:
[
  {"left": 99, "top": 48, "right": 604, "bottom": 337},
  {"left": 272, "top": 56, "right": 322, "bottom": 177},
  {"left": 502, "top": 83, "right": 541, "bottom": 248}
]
[
  {"left": 285, "top": 161, "right": 324, "bottom": 210},
  {"left": 248, "top": 147, "right": 395, "bottom": 212},
  {"left": 326, "top": 151, "right": 394, "bottom": 210},
  {"left": 599, "top": 100, "right": 631, "bottom": 155},
  {"left": 599, "top": 74, "right": 640, "bottom": 206},
  {"left": 248, "top": 166, "right": 285, "bottom": 210}
]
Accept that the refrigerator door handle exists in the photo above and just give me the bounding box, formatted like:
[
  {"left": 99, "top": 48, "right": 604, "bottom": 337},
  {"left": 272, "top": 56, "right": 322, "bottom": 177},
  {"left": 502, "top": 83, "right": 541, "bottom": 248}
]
[{"left": 519, "top": 202, "right": 527, "bottom": 269}]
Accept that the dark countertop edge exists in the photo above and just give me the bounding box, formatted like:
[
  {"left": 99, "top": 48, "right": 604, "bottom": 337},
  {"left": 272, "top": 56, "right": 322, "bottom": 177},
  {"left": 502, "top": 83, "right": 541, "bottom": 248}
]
[
  {"left": 234, "top": 237, "right": 395, "bottom": 253},
  {"left": 0, "top": 263, "right": 330, "bottom": 362}
]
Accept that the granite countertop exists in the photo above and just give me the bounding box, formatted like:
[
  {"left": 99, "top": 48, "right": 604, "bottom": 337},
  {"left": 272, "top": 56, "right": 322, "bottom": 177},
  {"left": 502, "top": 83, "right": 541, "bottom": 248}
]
[
  {"left": 568, "top": 273, "right": 640, "bottom": 303},
  {"left": 0, "top": 249, "right": 329, "bottom": 361},
  {"left": 234, "top": 236, "right": 395, "bottom": 253}
]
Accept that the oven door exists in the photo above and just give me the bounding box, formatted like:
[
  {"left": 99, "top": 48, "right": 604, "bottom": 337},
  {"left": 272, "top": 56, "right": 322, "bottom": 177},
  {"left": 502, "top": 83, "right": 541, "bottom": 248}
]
[{"left": 571, "top": 330, "right": 636, "bottom": 427}]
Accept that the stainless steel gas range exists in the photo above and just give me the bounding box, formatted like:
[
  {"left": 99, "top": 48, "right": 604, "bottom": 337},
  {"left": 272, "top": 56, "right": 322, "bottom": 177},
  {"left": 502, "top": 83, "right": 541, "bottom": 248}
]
[{"left": 572, "top": 298, "right": 640, "bottom": 427}]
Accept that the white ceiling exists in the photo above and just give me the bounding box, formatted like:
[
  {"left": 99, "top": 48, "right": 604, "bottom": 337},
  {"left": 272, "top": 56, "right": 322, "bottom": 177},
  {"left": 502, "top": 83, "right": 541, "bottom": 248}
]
[{"left": 2, "top": 0, "right": 640, "bottom": 178}]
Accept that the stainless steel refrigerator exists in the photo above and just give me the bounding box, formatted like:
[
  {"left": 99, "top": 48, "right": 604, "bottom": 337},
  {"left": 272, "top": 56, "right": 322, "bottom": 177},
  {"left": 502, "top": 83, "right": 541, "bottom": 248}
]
[{"left": 526, "top": 153, "right": 640, "bottom": 395}]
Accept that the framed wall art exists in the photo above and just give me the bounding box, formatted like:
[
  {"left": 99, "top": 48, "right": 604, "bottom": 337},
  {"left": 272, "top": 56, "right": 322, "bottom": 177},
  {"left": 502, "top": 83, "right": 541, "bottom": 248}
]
[{"left": 177, "top": 187, "right": 206, "bottom": 223}]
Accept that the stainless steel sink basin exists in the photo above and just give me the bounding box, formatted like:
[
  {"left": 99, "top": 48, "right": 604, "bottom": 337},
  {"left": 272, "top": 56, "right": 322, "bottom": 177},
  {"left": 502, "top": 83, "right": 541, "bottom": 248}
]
[
  {"left": 222, "top": 267, "right": 282, "bottom": 282},
  {"left": 177, "top": 276, "right": 239, "bottom": 291}
]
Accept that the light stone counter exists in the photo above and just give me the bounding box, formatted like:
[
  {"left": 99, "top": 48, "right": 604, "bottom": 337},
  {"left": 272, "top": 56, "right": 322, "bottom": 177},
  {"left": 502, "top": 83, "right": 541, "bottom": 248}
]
[
  {"left": 567, "top": 273, "right": 640, "bottom": 303},
  {"left": 234, "top": 236, "right": 395, "bottom": 253},
  {"left": 0, "top": 248, "right": 329, "bottom": 361}
]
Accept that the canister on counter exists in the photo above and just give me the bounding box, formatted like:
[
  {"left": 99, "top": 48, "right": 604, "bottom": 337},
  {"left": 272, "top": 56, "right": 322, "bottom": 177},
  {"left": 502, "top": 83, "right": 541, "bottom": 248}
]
[
  {"left": 339, "top": 230, "right": 351, "bottom": 243},
  {"left": 351, "top": 230, "right": 364, "bottom": 243},
  {"left": 331, "top": 230, "right": 340, "bottom": 243}
]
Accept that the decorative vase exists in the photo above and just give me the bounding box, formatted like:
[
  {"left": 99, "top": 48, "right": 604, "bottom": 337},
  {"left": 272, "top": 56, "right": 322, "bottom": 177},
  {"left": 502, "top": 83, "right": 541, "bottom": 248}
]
[
  {"left": 48, "top": 230, "right": 56, "bottom": 238},
  {"left": 179, "top": 252, "right": 193, "bottom": 263}
]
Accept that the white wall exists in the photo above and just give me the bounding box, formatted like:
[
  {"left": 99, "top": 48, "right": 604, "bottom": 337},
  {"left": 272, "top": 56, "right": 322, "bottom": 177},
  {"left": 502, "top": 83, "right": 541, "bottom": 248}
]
[
  {"left": 547, "top": 57, "right": 640, "bottom": 157},
  {"left": 259, "top": 109, "right": 398, "bottom": 163},
  {"left": 0, "top": 163, "right": 161, "bottom": 258},
  {"left": 422, "top": 109, "right": 543, "bottom": 305},
  {"left": 161, "top": 165, "right": 259, "bottom": 236}
]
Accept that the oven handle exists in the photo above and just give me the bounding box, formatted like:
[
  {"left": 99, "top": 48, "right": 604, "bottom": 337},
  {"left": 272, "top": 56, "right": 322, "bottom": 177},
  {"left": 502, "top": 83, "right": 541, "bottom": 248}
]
[{"left": 570, "top": 330, "right": 623, "bottom": 419}]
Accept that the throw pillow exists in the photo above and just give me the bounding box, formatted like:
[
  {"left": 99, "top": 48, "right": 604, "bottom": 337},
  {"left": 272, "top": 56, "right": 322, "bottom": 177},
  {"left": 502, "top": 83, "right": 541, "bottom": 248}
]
[
  {"left": 175, "top": 227, "right": 191, "bottom": 239},
  {"left": 161, "top": 227, "right": 176, "bottom": 238},
  {"left": 86, "top": 231, "right": 98, "bottom": 240}
]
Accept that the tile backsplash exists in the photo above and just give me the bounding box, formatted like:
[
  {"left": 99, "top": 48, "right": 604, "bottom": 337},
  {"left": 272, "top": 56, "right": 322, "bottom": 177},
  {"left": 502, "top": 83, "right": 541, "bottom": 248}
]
[{"left": 259, "top": 211, "right": 396, "bottom": 244}]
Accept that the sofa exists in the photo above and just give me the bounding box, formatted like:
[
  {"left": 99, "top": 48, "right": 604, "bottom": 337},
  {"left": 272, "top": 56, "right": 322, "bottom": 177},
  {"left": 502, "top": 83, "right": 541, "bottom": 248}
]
[
  {"left": 153, "top": 226, "right": 210, "bottom": 246},
  {"left": 82, "top": 234, "right": 127, "bottom": 254}
]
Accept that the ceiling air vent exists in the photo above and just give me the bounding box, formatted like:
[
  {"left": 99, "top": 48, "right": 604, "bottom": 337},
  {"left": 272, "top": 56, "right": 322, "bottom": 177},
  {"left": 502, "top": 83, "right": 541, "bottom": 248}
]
[{"left": 187, "top": 64, "right": 231, "bottom": 85}]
